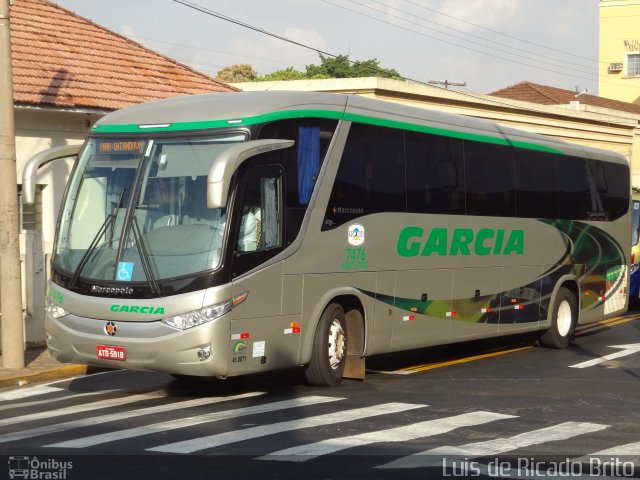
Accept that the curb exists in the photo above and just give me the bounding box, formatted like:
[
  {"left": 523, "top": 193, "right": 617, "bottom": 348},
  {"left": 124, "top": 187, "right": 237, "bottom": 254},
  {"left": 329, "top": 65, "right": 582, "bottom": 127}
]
[{"left": 0, "top": 364, "right": 90, "bottom": 389}]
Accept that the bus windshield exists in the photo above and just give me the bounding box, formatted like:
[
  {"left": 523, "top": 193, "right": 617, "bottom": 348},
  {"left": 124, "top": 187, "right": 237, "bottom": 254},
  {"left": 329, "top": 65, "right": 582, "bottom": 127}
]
[{"left": 53, "top": 134, "right": 246, "bottom": 284}]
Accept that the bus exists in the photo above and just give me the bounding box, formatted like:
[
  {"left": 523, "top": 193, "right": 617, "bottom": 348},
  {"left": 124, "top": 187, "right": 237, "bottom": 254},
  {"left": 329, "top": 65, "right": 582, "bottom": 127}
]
[{"left": 22, "top": 91, "right": 630, "bottom": 386}]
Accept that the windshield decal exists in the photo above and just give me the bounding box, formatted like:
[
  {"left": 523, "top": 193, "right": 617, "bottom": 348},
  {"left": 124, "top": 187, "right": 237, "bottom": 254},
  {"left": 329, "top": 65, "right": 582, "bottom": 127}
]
[{"left": 117, "top": 262, "right": 135, "bottom": 282}]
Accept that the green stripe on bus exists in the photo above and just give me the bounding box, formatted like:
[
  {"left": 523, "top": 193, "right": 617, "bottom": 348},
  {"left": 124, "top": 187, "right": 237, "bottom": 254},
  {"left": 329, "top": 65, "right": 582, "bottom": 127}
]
[{"left": 92, "top": 108, "right": 565, "bottom": 155}]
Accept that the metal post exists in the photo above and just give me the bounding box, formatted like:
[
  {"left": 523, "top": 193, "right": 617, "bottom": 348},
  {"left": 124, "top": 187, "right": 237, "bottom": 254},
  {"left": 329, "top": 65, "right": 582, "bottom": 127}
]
[{"left": 0, "top": 0, "right": 25, "bottom": 368}]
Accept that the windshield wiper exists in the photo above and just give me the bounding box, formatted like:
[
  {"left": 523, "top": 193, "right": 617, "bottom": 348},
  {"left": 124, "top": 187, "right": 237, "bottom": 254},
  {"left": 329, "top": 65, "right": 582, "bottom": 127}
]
[
  {"left": 69, "top": 188, "right": 125, "bottom": 289},
  {"left": 130, "top": 216, "right": 161, "bottom": 296}
]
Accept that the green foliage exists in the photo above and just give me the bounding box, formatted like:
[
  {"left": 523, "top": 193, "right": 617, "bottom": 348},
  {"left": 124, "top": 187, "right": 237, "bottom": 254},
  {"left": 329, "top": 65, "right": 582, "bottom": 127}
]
[
  {"left": 261, "top": 67, "right": 308, "bottom": 81},
  {"left": 241, "top": 54, "right": 402, "bottom": 82},
  {"left": 306, "top": 54, "right": 401, "bottom": 79},
  {"left": 215, "top": 64, "right": 258, "bottom": 83}
]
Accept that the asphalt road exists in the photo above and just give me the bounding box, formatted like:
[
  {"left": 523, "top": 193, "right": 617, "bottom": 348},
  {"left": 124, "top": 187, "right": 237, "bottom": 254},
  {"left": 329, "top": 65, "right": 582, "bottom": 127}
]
[{"left": 1, "top": 313, "right": 639, "bottom": 480}]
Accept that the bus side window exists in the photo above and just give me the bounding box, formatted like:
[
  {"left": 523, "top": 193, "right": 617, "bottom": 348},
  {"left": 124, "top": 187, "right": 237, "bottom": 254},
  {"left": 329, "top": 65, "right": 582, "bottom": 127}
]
[
  {"left": 323, "top": 123, "right": 405, "bottom": 230},
  {"left": 406, "top": 132, "right": 464, "bottom": 215},
  {"left": 236, "top": 167, "right": 282, "bottom": 254}
]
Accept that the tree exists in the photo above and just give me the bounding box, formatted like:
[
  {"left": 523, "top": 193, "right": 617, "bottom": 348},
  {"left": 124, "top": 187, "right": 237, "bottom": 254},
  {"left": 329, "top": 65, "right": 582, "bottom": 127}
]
[
  {"left": 215, "top": 64, "right": 258, "bottom": 83},
  {"left": 350, "top": 58, "right": 401, "bottom": 79},
  {"left": 260, "top": 67, "right": 308, "bottom": 81},
  {"left": 218, "top": 55, "right": 402, "bottom": 84},
  {"left": 305, "top": 54, "right": 401, "bottom": 79},
  {"left": 306, "top": 54, "right": 352, "bottom": 78}
]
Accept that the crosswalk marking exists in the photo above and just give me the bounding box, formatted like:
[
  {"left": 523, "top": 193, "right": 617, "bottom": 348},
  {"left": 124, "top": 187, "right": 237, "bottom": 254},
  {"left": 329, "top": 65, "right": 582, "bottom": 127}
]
[
  {"left": 589, "top": 442, "right": 640, "bottom": 456},
  {"left": 378, "top": 421, "right": 609, "bottom": 469},
  {"left": 0, "top": 385, "right": 62, "bottom": 402},
  {"left": 0, "top": 391, "right": 264, "bottom": 444},
  {"left": 576, "top": 442, "right": 640, "bottom": 465},
  {"left": 149, "top": 402, "right": 426, "bottom": 454},
  {"left": 0, "top": 384, "right": 634, "bottom": 466},
  {"left": 47, "top": 395, "right": 343, "bottom": 449},
  {"left": 0, "top": 392, "right": 166, "bottom": 428},
  {"left": 259, "top": 411, "right": 517, "bottom": 462},
  {"left": 1, "top": 389, "right": 118, "bottom": 412}
]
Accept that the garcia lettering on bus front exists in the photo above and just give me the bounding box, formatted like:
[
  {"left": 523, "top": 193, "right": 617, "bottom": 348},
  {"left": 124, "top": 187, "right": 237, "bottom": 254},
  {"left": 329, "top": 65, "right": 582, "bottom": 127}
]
[
  {"left": 110, "top": 304, "right": 165, "bottom": 315},
  {"left": 397, "top": 227, "right": 524, "bottom": 257}
]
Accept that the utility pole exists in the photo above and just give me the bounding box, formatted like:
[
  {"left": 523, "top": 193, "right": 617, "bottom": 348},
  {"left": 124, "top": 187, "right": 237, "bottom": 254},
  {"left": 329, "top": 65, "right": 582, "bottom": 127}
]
[
  {"left": 428, "top": 79, "right": 467, "bottom": 89},
  {"left": 0, "top": 0, "right": 25, "bottom": 369}
]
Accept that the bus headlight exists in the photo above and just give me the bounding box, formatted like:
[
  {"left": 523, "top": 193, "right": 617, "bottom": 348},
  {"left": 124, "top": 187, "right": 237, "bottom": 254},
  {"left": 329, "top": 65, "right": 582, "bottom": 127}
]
[
  {"left": 46, "top": 298, "right": 69, "bottom": 319},
  {"left": 162, "top": 300, "right": 232, "bottom": 330}
]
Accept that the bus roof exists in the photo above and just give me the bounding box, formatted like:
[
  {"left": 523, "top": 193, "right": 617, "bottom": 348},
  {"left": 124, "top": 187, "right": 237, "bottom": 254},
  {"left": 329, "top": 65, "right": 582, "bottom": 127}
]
[{"left": 92, "top": 90, "right": 628, "bottom": 164}]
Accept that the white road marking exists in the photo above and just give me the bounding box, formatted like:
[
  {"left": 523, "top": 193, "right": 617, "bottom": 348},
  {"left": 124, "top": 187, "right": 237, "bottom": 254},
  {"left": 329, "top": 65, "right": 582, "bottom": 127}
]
[
  {"left": 150, "top": 402, "right": 426, "bottom": 454},
  {"left": 569, "top": 343, "right": 640, "bottom": 368},
  {"left": 47, "top": 395, "right": 343, "bottom": 449},
  {"left": 0, "top": 392, "right": 264, "bottom": 444},
  {"left": 0, "top": 385, "right": 62, "bottom": 402},
  {"left": 589, "top": 442, "right": 640, "bottom": 456},
  {"left": 260, "top": 411, "right": 516, "bottom": 462},
  {"left": 0, "top": 392, "right": 166, "bottom": 427},
  {"left": 2, "top": 390, "right": 120, "bottom": 412},
  {"left": 378, "top": 421, "right": 609, "bottom": 469}
]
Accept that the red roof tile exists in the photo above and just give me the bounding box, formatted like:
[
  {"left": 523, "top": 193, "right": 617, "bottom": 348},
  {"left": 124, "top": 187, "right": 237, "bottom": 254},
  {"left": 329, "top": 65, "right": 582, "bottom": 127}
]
[
  {"left": 489, "top": 81, "right": 640, "bottom": 115},
  {"left": 10, "top": 0, "right": 236, "bottom": 111}
]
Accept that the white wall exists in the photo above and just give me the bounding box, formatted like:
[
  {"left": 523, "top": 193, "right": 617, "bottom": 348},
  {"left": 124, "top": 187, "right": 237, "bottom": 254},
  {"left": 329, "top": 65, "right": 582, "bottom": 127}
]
[{"left": 14, "top": 106, "right": 103, "bottom": 344}]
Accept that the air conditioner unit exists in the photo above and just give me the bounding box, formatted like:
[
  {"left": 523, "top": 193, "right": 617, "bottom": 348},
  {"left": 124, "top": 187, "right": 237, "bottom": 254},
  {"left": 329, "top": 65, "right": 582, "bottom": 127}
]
[{"left": 608, "top": 63, "right": 623, "bottom": 73}]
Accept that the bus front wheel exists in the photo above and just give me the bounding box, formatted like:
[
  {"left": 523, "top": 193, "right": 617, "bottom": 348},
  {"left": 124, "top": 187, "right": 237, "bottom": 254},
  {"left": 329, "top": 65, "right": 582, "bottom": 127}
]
[
  {"left": 305, "top": 303, "right": 347, "bottom": 386},
  {"left": 539, "top": 287, "right": 577, "bottom": 349}
]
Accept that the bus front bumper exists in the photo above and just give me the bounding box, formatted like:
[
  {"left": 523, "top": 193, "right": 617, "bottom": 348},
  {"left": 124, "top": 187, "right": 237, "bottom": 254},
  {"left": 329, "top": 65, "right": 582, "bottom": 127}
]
[{"left": 45, "top": 312, "right": 231, "bottom": 377}]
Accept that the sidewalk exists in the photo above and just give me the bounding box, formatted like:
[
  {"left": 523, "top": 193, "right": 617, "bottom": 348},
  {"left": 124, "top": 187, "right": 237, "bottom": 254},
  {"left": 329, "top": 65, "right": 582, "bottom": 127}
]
[{"left": 0, "top": 346, "right": 90, "bottom": 389}]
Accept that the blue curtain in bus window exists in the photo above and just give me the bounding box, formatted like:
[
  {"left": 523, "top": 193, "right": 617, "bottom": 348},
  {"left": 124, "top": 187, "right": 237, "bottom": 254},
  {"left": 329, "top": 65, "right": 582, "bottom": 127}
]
[{"left": 298, "top": 126, "right": 320, "bottom": 204}]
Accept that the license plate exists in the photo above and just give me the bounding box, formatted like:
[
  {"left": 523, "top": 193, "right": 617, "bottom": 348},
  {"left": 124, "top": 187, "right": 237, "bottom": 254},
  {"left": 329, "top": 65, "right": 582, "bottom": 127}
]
[{"left": 96, "top": 345, "right": 126, "bottom": 361}]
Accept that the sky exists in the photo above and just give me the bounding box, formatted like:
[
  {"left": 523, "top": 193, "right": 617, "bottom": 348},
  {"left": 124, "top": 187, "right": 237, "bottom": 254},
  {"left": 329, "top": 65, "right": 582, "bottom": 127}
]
[{"left": 53, "top": 0, "right": 601, "bottom": 95}]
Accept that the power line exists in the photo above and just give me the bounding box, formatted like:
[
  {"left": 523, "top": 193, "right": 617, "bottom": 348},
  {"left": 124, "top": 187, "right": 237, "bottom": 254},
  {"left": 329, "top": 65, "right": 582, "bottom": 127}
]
[
  {"left": 321, "top": 0, "right": 600, "bottom": 85},
  {"left": 139, "top": 35, "right": 308, "bottom": 69},
  {"left": 169, "top": 0, "right": 629, "bottom": 120},
  {"left": 358, "top": 0, "right": 597, "bottom": 73},
  {"left": 171, "top": 0, "right": 429, "bottom": 84},
  {"left": 398, "top": 0, "right": 599, "bottom": 64},
  {"left": 172, "top": 0, "right": 337, "bottom": 59}
]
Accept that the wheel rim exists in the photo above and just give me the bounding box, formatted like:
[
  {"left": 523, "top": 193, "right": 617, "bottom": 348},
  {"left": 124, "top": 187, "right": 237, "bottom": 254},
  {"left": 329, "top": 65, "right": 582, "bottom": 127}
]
[
  {"left": 556, "top": 300, "right": 572, "bottom": 337},
  {"left": 327, "top": 319, "right": 346, "bottom": 370}
]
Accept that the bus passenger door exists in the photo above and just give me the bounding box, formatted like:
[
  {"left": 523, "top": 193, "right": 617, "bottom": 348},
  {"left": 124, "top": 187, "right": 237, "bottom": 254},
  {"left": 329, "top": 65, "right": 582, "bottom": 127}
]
[
  {"left": 392, "top": 269, "right": 452, "bottom": 351},
  {"left": 449, "top": 268, "right": 500, "bottom": 341},
  {"left": 228, "top": 164, "right": 299, "bottom": 374}
]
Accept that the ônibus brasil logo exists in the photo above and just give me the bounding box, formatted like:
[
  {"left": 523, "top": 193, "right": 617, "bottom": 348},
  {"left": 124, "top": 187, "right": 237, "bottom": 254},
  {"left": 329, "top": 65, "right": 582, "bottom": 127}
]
[{"left": 8, "top": 456, "right": 73, "bottom": 479}]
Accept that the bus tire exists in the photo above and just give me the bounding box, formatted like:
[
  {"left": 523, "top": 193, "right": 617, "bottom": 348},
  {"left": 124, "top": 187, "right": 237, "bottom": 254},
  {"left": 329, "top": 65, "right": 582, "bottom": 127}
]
[
  {"left": 539, "top": 287, "right": 576, "bottom": 349},
  {"left": 305, "top": 303, "right": 347, "bottom": 386}
]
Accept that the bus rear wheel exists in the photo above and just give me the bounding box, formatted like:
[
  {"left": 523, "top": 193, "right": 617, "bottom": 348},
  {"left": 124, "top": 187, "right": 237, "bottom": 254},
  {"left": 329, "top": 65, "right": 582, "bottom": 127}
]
[
  {"left": 539, "top": 287, "right": 576, "bottom": 349},
  {"left": 305, "top": 303, "right": 347, "bottom": 386}
]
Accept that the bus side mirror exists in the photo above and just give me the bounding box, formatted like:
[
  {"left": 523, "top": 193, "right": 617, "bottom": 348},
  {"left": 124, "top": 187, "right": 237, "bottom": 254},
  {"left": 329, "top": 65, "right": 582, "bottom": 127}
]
[
  {"left": 207, "top": 139, "right": 294, "bottom": 209},
  {"left": 22, "top": 144, "right": 82, "bottom": 204}
]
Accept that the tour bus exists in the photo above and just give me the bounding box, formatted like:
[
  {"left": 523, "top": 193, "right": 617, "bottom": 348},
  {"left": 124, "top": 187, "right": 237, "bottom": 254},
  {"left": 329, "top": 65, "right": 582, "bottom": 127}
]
[{"left": 23, "top": 91, "right": 630, "bottom": 386}]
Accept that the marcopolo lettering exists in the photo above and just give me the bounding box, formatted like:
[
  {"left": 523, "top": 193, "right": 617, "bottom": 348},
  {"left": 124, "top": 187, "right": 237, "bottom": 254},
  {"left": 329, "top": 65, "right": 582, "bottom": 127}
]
[
  {"left": 397, "top": 227, "right": 524, "bottom": 257},
  {"left": 110, "top": 304, "right": 165, "bottom": 314}
]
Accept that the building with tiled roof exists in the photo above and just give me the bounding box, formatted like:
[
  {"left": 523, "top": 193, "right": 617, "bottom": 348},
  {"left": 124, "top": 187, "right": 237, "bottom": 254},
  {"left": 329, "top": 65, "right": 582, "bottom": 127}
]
[
  {"left": 489, "top": 81, "right": 640, "bottom": 115},
  {"left": 11, "top": 0, "right": 235, "bottom": 111},
  {"left": 9, "top": 0, "right": 236, "bottom": 344}
]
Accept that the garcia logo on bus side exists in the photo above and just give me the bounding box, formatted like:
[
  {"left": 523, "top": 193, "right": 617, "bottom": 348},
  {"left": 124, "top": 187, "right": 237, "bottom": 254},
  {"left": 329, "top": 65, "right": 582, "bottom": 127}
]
[
  {"left": 397, "top": 227, "right": 524, "bottom": 257},
  {"left": 110, "top": 305, "right": 165, "bottom": 314}
]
